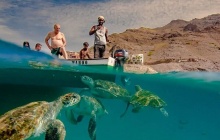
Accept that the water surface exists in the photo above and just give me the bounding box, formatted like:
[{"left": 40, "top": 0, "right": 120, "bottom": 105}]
[{"left": 0, "top": 40, "right": 220, "bottom": 140}]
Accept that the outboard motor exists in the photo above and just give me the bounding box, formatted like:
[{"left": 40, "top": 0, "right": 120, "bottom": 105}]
[{"left": 113, "top": 49, "right": 129, "bottom": 71}]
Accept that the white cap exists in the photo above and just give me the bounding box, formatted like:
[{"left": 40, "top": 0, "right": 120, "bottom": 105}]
[{"left": 98, "top": 16, "right": 105, "bottom": 20}]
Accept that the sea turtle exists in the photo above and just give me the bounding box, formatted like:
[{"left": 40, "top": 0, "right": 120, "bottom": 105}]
[
  {"left": 65, "top": 95, "right": 108, "bottom": 140},
  {"left": 28, "top": 60, "right": 48, "bottom": 69},
  {"left": 0, "top": 93, "right": 81, "bottom": 140},
  {"left": 28, "top": 60, "right": 61, "bottom": 69},
  {"left": 81, "top": 75, "right": 131, "bottom": 117},
  {"left": 121, "top": 85, "right": 168, "bottom": 117},
  {"left": 81, "top": 75, "right": 131, "bottom": 102}
]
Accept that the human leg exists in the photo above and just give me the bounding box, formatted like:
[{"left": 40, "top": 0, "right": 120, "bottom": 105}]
[
  {"left": 99, "top": 45, "right": 105, "bottom": 58},
  {"left": 60, "top": 47, "right": 68, "bottom": 59},
  {"left": 94, "top": 44, "right": 99, "bottom": 58}
]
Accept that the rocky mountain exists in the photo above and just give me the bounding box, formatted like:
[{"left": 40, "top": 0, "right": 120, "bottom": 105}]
[{"left": 105, "top": 14, "right": 220, "bottom": 72}]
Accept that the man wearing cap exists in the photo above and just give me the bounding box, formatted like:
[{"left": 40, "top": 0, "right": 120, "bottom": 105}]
[{"left": 89, "top": 16, "right": 109, "bottom": 58}]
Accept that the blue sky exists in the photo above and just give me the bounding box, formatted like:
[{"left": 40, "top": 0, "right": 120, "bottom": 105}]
[{"left": 0, "top": 0, "right": 220, "bottom": 54}]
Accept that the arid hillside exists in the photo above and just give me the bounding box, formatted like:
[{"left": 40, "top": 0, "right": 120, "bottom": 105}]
[{"left": 103, "top": 14, "right": 220, "bottom": 72}]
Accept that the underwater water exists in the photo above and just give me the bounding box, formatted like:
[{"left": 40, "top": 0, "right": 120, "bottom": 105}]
[{"left": 0, "top": 39, "right": 220, "bottom": 140}]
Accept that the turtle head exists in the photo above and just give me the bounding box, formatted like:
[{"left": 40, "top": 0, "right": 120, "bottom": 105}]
[
  {"left": 135, "top": 85, "right": 142, "bottom": 91},
  {"left": 81, "top": 75, "right": 94, "bottom": 88},
  {"left": 60, "top": 93, "right": 81, "bottom": 107}
]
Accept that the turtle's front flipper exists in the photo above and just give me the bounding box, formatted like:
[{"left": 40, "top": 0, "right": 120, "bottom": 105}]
[
  {"left": 160, "top": 108, "right": 168, "bottom": 117},
  {"left": 65, "top": 109, "right": 78, "bottom": 124},
  {"left": 45, "top": 119, "right": 66, "bottom": 140},
  {"left": 88, "top": 116, "right": 96, "bottom": 140},
  {"left": 120, "top": 102, "right": 130, "bottom": 118},
  {"left": 77, "top": 115, "right": 84, "bottom": 123}
]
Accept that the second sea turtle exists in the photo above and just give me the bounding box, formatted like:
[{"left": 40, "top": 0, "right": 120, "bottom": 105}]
[
  {"left": 81, "top": 75, "right": 131, "bottom": 102},
  {"left": 65, "top": 95, "right": 108, "bottom": 140}
]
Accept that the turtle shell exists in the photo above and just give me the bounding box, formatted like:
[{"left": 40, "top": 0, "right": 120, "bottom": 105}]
[
  {"left": 94, "top": 80, "right": 131, "bottom": 99},
  {"left": 28, "top": 60, "right": 61, "bottom": 69},
  {"left": 0, "top": 101, "right": 49, "bottom": 139},
  {"left": 71, "top": 95, "right": 107, "bottom": 117},
  {"left": 130, "top": 88, "right": 167, "bottom": 108}
]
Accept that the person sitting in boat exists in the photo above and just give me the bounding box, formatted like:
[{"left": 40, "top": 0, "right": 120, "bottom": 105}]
[
  {"left": 23, "top": 41, "right": 30, "bottom": 49},
  {"left": 35, "top": 43, "right": 42, "bottom": 51},
  {"left": 80, "top": 42, "right": 91, "bottom": 59}
]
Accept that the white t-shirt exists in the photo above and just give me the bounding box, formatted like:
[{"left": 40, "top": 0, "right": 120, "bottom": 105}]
[{"left": 94, "top": 26, "right": 107, "bottom": 45}]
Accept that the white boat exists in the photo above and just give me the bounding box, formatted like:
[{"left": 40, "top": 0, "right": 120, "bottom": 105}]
[{"left": 68, "top": 57, "right": 115, "bottom": 66}]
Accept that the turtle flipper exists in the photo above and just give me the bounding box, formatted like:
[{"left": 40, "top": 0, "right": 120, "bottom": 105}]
[
  {"left": 95, "top": 98, "right": 108, "bottom": 114},
  {"left": 160, "top": 108, "right": 168, "bottom": 117},
  {"left": 65, "top": 109, "right": 78, "bottom": 124},
  {"left": 77, "top": 115, "right": 84, "bottom": 123},
  {"left": 45, "top": 119, "right": 66, "bottom": 140},
  {"left": 88, "top": 116, "right": 96, "bottom": 140},
  {"left": 120, "top": 102, "right": 130, "bottom": 118}
]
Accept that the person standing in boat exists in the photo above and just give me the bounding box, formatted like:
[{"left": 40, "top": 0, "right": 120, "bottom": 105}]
[
  {"left": 45, "top": 24, "right": 68, "bottom": 59},
  {"left": 89, "top": 16, "right": 110, "bottom": 58},
  {"left": 80, "top": 42, "right": 91, "bottom": 59}
]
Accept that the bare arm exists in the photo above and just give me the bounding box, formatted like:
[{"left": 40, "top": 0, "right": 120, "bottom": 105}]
[
  {"left": 105, "top": 28, "right": 109, "bottom": 42},
  {"left": 89, "top": 25, "right": 101, "bottom": 35},
  {"left": 45, "top": 33, "right": 51, "bottom": 50},
  {"left": 61, "top": 33, "right": 67, "bottom": 47},
  {"left": 86, "top": 52, "right": 91, "bottom": 59}
]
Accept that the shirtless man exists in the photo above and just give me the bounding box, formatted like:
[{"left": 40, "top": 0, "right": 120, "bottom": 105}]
[{"left": 45, "top": 24, "right": 68, "bottom": 59}]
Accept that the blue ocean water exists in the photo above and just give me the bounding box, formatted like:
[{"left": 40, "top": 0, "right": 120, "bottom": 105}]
[{"left": 0, "top": 39, "right": 220, "bottom": 140}]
